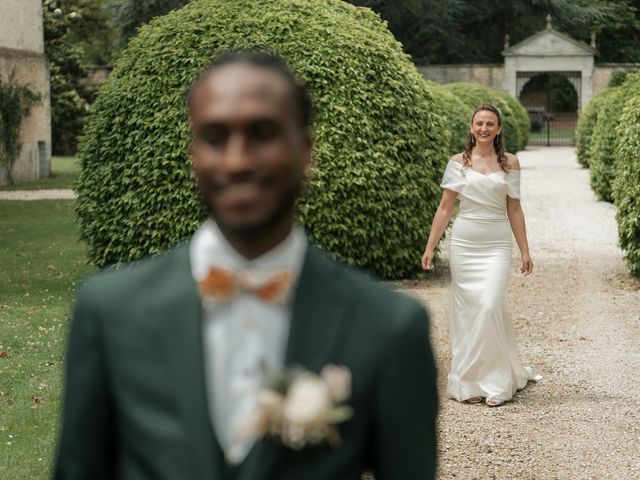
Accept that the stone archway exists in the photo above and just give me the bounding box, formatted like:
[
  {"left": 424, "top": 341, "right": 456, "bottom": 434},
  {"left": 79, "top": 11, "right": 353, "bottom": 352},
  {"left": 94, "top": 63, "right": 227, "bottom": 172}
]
[
  {"left": 517, "top": 72, "right": 581, "bottom": 146},
  {"left": 502, "top": 17, "right": 595, "bottom": 145},
  {"left": 502, "top": 17, "right": 596, "bottom": 112}
]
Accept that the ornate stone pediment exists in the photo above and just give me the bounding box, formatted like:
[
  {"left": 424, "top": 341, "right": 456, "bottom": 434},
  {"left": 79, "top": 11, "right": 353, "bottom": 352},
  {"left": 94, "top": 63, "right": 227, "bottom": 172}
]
[{"left": 503, "top": 26, "right": 596, "bottom": 58}]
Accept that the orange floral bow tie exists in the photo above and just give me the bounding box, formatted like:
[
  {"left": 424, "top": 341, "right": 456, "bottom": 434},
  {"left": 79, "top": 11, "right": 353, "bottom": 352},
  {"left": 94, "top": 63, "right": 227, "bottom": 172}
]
[{"left": 198, "top": 267, "right": 294, "bottom": 305}]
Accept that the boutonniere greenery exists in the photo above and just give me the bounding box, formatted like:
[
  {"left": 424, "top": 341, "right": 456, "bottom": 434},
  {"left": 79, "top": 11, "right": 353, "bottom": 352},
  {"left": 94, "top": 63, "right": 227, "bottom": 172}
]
[{"left": 240, "top": 364, "right": 353, "bottom": 450}]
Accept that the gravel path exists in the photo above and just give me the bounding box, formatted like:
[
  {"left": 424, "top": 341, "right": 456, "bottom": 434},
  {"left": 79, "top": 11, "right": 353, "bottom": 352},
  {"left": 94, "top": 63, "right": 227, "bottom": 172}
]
[
  {"left": 4, "top": 152, "right": 637, "bottom": 478},
  {"left": 0, "top": 189, "right": 76, "bottom": 200},
  {"left": 399, "top": 147, "right": 640, "bottom": 479}
]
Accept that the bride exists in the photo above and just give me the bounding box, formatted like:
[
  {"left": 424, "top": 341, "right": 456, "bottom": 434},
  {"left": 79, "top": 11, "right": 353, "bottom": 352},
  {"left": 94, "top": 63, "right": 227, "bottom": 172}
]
[{"left": 421, "top": 103, "right": 540, "bottom": 407}]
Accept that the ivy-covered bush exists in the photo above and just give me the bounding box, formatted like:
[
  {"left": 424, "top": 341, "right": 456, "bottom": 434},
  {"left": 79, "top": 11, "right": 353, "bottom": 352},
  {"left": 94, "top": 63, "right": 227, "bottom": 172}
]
[
  {"left": 612, "top": 89, "right": 640, "bottom": 277},
  {"left": 76, "top": 0, "right": 449, "bottom": 279},
  {"left": 443, "top": 83, "right": 524, "bottom": 154},
  {"left": 575, "top": 87, "right": 618, "bottom": 168},
  {"left": 0, "top": 74, "right": 41, "bottom": 184},
  {"left": 589, "top": 87, "right": 626, "bottom": 202}
]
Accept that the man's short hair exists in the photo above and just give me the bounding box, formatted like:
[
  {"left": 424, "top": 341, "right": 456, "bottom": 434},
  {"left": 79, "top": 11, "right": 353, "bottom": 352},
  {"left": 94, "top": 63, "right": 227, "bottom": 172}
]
[{"left": 187, "top": 50, "right": 312, "bottom": 130}]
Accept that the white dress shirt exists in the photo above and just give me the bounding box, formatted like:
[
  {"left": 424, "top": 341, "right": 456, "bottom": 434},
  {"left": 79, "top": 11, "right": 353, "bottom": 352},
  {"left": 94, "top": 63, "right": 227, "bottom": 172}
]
[{"left": 190, "top": 220, "right": 307, "bottom": 464}]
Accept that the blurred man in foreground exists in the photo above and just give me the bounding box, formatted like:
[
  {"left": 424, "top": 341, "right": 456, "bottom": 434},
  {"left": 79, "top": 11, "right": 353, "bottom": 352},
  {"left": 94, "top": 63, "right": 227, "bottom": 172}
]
[{"left": 55, "top": 51, "right": 438, "bottom": 480}]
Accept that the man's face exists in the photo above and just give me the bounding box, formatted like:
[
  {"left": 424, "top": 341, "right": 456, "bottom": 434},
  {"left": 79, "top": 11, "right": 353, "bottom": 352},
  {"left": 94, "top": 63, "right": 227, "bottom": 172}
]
[{"left": 189, "top": 63, "right": 311, "bottom": 238}]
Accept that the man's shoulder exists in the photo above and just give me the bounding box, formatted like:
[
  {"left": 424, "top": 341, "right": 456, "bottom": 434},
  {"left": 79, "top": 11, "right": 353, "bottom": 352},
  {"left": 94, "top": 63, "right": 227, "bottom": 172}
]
[
  {"left": 311, "top": 247, "right": 428, "bottom": 323},
  {"left": 78, "top": 242, "right": 190, "bottom": 303}
]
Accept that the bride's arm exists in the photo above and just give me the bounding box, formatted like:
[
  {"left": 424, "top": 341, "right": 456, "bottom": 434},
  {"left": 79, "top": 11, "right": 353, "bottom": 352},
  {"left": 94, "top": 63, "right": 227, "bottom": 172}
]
[
  {"left": 505, "top": 154, "right": 532, "bottom": 275},
  {"left": 421, "top": 189, "right": 458, "bottom": 270},
  {"left": 507, "top": 197, "right": 533, "bottom": 275}
]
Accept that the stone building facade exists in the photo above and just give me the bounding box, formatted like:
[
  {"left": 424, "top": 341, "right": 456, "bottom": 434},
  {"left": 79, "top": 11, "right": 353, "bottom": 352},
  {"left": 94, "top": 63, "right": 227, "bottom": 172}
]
[{"left": 0, "top": 0, "right": 51, "bottom": 185}]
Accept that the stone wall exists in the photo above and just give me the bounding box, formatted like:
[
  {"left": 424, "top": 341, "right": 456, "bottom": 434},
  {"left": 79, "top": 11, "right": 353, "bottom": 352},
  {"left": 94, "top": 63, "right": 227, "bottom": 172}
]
[
  {"left": 418, "top": 62, "right": 640, "bottom": 110},
  {"left": 0, "top": 0, "right": 51, "bottom": 185},
  {"left": 593, "top": 64, "right": 640, "bottom": 94},
  {"left": 417, "top": 64, "right": 505, "bottom": 91}
]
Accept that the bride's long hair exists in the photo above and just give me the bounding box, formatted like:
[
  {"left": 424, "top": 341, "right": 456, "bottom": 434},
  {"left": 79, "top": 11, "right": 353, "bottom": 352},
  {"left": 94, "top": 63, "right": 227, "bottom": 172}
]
[{"left": 462, "top": 103, "right": 509, "bottom": 173}]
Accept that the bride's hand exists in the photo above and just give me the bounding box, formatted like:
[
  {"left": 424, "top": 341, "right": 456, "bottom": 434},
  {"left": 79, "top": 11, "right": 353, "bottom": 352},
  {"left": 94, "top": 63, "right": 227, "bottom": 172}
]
[
  {"left": 421, "top": 247, "right": 435, "bottom": 270},
  {"left": 521, "top": 253, "right": 533, "bottom": 276}
]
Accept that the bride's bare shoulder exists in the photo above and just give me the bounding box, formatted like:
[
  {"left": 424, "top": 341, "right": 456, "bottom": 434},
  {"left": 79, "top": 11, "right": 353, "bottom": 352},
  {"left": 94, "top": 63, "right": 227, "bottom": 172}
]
[
  {"left": 506, "top": 153, "right": 521, "bottom": 171},
  {"left": 450, "top": 153, "right": 464, "bottom": 165}
]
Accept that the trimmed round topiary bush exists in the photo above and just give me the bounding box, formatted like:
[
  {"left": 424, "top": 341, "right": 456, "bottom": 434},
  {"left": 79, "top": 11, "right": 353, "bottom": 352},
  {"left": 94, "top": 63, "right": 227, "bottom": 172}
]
[
  {"left": 576, "top": 87, "right": 619, "bottom": 168},
  {"left": 76, "top": 0, "right": 450, "bottom": 279},
  {"left": 493, "top": 90, "right": 529, "bottom": 151},
  {"left": 612, "top": 89, "right": 640, "bottom": 277},
  {"left": 428, "top": 81, "right": 470, "bottom": 156},
  {"left": 589, "top": 87, "right": 626, "bottom": 202},
  {"left": 443, "top": 83, "right": 523, "bottom": 155}
]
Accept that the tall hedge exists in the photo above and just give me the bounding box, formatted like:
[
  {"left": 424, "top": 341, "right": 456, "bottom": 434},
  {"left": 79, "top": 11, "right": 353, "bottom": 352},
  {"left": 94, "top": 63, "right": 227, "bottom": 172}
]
[
  {"left": 589, "top": 87, "right": 626, "bottom": 202},
  {"left": 429, "top": 82, "right": 469, "bottom": 156},
  {"left": 493, "top": 90, "right": 529, "bottom": 151},
  {"left": 76, "top": 0, "right": 449, "bottom": 279},
  {"left": 443, "top": 83, "right": 526, "bottom": 154},
  {"left": 612, "top": 79, "right": 640, "bottom": 276},
  {"left": 575, "top": 87, "right": 619, "bottom": 168}
]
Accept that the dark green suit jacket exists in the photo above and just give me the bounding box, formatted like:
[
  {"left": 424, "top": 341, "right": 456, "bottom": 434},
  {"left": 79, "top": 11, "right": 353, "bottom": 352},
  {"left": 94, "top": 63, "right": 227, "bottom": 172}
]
[{"left": 54, "top": 243, "right": 438, "bottom": 479}]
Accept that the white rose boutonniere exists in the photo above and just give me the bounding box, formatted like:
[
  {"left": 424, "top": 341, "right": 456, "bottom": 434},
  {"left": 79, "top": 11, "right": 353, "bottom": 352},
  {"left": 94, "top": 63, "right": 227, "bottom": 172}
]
[{"left": 240, "top": 364, "right": 353, "bottom": 450}]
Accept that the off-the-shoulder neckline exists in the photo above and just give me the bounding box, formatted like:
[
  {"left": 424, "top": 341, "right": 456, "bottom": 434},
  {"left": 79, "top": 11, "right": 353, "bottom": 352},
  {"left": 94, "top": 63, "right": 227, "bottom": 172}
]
[{"left": 448, "top": 159, "right": 520, "bottom": 176}]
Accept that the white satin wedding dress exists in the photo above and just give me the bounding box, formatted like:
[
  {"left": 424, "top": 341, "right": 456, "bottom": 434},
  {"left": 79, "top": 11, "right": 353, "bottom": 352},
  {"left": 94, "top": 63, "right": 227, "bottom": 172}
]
[{"left": 441, "top": 160, "right": 539, "bottom": 403}]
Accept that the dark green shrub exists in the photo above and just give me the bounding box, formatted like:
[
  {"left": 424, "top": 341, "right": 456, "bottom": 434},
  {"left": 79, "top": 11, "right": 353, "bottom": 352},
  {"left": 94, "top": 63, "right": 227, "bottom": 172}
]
[
  {"left": 612, "top": 89, "right": 640, "bottom": 277},
  {"left": 575, "top": 87, "right": 618, "bottom": 168},
  {"left": 608, "top": 69, "right": 637, "bottom": 88},
  {"left": 443, "top": 83, "right": 523, "bottom": 154},
  {"left": 589, "top": 87, "right": 626, "bottom": 202},
  {"left": 76, "top": 0, "right": 449, "bottom": 279},
  {"left": 429, "top": 82, "right": 470, "bottom": 156},
  {"left": 493, "top": 90, "right": 529, "bottom": 151},
  {"left": 112, "top": 0, "right": 190, "bottom": 47}
]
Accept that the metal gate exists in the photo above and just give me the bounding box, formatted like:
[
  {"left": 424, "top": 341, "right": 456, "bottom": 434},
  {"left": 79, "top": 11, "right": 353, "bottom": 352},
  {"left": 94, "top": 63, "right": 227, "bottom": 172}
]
[{"left": 517, "top": 71, "right": 581, "bottom": 146}]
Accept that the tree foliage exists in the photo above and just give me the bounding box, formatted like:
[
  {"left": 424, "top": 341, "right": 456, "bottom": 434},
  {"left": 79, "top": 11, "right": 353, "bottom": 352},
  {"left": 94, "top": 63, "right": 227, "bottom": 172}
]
[
  {"left": 76, "top": 0, "right": 450, "bottom": 279},
  {"left": 347, "top": 0, "right": 640, "bottom": 64},
  {"left": 110, "top": 0, "right": 190, "bottom": 46},
  {"left": 43, "top": 0, "right": 113, "bottom": 154}
]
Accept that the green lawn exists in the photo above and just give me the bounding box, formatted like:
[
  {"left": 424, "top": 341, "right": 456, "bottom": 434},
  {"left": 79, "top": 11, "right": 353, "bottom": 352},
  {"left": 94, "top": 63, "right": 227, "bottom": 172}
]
[
  {"left": 0, "top": 201, "right": 92, "bottom": 478},
  {"left": 0, "top": 157, "right": 80, "bottom": 191}
]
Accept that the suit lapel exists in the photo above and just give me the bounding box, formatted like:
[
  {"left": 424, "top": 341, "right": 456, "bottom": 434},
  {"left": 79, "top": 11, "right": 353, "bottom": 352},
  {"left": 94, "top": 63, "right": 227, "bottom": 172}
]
[
  {"left": 239, "top": 246, "right": 351, "bottom": 480},
  {"left": 285, "top": 246, "right": 350, "bottom": 369},
  {"left": 157, "top": 244, "right": 226, "bottom": 479}
]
